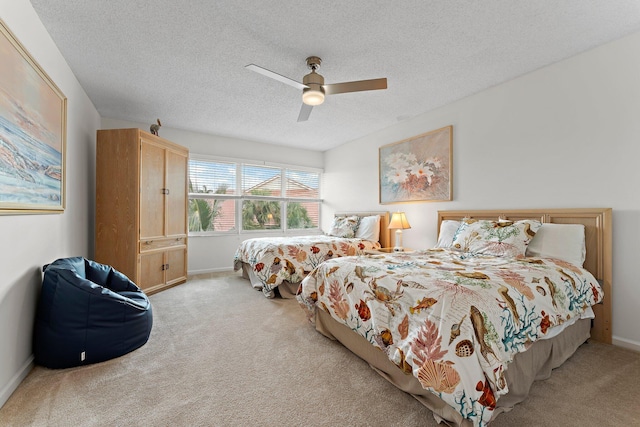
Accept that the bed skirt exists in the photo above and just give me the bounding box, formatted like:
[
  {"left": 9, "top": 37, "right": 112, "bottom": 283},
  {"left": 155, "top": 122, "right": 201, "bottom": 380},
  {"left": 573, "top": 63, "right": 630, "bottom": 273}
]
[
  {"left": 315, "top": 308, "right": 591, "bottom": 426},
  {"left": 240, "top": 262, "right": 300, "bottom": 298}
]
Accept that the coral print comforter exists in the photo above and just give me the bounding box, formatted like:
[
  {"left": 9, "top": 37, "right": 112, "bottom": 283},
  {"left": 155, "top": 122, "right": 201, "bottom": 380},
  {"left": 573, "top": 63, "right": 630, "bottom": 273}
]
[
  {"left": 233, "top": 235, "right": 380, "bottom": 297},
  {"left": 297, "top": 249, "right": 602, "bottom": 426}
]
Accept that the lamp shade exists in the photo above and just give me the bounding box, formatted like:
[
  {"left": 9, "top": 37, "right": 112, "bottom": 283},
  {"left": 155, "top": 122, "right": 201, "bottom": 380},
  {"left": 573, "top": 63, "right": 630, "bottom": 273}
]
[{"left": 389, "top": 212, "right": 411, "bottom": 230}]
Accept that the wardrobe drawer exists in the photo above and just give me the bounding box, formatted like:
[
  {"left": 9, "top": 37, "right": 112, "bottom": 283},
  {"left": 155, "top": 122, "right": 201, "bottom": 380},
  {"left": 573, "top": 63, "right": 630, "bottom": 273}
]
[{"left": 140, "top": 237, "right": 186, "bottom": 252}]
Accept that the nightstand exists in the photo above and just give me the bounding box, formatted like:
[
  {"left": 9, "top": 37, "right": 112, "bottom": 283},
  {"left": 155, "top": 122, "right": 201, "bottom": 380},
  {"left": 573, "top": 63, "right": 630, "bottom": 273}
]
[{"left": 365, "top": 247, "right": 414, "bottom": 255}]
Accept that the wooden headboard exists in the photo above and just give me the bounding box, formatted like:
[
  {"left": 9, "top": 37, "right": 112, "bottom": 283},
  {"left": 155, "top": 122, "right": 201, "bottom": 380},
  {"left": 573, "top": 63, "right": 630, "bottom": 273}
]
[
  {"left": 335, "top": 211, "right": 391, "bottom": 248},
  {"left": 437, "top": 208, "right": 612, "bottom": 344}
]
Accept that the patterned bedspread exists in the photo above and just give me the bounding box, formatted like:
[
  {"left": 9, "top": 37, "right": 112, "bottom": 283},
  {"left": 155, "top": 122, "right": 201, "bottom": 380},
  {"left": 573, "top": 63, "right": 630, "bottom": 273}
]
[
  {"left": 297, "top": 248, "right": 602, "bottom": 426},
  {"left": 233, "top": 235, "right": 381, "bottom": 297}
]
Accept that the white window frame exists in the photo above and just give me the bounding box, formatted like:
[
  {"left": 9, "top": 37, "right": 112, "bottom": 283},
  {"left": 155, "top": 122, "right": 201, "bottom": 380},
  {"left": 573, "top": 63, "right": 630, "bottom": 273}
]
[{"left": 188, "top": 154, "right": 323, "bottom": 236}]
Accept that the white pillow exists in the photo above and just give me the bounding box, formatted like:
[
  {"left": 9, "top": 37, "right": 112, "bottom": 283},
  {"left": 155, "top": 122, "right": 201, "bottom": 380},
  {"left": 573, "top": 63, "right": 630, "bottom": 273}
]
[
  {"left": 355, "top": 215, "right": 381, "bottom": 241},
  {"left": 435, "top": 220, "right": 461, "bottom": 248},
  {"left": 525, "top": 223, "right": 586, "bottom": 266}
]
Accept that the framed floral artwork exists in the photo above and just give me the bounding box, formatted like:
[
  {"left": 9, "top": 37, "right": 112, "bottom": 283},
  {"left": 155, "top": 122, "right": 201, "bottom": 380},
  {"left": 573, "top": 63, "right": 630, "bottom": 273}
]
[
  {"left": 0, "top": 19, "right": 67, "bottom": 214},
  {"left": 379, "top": 125, "right": 452, "bottom": 204}
]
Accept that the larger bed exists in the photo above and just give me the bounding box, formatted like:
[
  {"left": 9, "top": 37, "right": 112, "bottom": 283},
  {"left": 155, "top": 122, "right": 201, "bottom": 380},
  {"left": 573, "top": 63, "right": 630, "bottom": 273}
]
[
  {"left": 234, "top": 211, "right": 391, "bottom": 298},
  {"left": 297, "top": 208, "right": 612, "bottom": 426}
]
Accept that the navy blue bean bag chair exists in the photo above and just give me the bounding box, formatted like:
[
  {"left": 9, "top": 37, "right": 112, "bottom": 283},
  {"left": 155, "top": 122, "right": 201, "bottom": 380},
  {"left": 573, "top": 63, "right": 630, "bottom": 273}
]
[{"left": 34, "top": 257, "right": 153, "bottom": 369}]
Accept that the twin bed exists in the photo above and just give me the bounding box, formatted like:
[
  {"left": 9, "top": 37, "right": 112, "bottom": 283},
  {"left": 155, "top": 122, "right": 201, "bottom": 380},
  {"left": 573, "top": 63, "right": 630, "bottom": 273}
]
[
  {"left": 233, "top": 211, "right": 390, "bottom": 297},
  {"left": 234, "top": 208, "right": 612, "bottom": 426}
]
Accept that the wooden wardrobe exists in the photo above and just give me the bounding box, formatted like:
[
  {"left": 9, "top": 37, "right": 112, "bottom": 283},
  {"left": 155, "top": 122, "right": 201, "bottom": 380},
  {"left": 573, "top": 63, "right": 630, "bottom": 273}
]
[{"left": 95, "top": 128, "right": 189, "bottom": 294}]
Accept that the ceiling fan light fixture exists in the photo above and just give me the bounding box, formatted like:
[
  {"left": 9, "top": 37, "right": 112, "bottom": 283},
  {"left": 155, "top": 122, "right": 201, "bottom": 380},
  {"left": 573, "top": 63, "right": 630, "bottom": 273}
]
[
  {"left": 246, "top": 55, "right": 387, "bottom": 121},
  {"left": 302, "top": 86, "right": 325, "bottom": 106}
]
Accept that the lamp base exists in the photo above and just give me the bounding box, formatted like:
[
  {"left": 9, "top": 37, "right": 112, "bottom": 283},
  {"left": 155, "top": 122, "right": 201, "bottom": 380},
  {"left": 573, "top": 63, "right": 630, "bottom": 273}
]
[{"left": 394, "top": 229, "right": 404, "bottom": 253}]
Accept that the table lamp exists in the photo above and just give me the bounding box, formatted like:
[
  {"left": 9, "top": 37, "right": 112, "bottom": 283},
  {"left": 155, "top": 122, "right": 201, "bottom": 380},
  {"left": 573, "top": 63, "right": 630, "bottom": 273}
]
[{"left": 389, "top": 212, "right": 411, "bottom": 252}]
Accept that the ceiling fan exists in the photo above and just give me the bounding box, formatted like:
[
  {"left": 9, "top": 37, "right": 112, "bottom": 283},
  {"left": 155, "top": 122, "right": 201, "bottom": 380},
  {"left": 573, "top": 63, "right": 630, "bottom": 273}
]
[{"left": 245, "top": 56, "right": 387, "bottom": 122}]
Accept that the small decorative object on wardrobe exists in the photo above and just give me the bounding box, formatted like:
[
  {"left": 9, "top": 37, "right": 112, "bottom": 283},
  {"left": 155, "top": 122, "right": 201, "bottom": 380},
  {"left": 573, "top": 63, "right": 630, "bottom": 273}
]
[{"left": 150, "top": 118, "right": 162, "bottom": 135}]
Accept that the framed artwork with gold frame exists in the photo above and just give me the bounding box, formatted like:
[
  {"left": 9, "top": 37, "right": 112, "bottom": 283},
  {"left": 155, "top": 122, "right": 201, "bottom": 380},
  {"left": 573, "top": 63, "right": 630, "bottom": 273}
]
[
  {"left": 379, "top": 125, "right": 452, "bottom": 204},
  {"left": 0, "top": 19, "right": 67, "bottom": 214}
]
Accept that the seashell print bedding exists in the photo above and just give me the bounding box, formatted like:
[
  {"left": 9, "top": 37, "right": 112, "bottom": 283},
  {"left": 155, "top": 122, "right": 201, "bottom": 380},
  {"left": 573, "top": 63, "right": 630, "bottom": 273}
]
[
  {"left": 297, "top": 248, "right": 602, "bottom": 427},
  {"left": 233, "top": 235, "right": 381, "bottom": 297}
]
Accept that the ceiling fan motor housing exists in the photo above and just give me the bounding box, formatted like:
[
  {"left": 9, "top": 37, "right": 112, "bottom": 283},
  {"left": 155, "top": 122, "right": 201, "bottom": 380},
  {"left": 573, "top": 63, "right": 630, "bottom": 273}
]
[
  {"left": 302, "top": 58, "right": 325, "bottom": 105},
  {"left": 303, "top": 69, "right": 324, "bottom": 88}
]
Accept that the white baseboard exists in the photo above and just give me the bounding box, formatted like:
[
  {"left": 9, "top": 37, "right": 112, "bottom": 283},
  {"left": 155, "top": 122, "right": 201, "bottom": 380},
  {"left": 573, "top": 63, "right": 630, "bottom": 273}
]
[
  {"left": 187, "top": 267, "right": 234, "bottom": 276},
  {"left": 612, "top": 336, "right": 640, "bottom": 353},
  {"left": 0, "top": 356, "right": 33, "bottom": 409}
]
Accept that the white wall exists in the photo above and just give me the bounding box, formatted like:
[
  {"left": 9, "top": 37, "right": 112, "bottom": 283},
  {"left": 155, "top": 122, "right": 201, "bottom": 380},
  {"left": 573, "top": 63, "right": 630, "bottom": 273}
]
[
  {"left": 323, "top": 31, "right": 640, "bottom": 351},
  {"left": 100, "top": 118, "right": 324, "bottom": 274},
  {"left": 0, "top": 1, "right": 101, "bottom": 407}
]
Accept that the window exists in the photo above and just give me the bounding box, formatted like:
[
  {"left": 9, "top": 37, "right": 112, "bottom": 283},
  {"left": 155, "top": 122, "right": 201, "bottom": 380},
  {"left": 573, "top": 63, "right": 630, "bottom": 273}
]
[
  {"left": 188, "top": 156, "right": 321, "bottom": 235},
  {"left": 285, "top": 169, "right": 319, "bottom": 229},
  {"left": 188, "top": 159, "right": 236, "bottom": 233}
]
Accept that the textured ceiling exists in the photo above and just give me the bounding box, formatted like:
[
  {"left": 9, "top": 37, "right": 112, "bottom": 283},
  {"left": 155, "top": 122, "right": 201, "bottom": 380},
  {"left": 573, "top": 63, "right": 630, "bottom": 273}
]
[{"left": 30, "top": 1, "right": 640, "bottom": 151}]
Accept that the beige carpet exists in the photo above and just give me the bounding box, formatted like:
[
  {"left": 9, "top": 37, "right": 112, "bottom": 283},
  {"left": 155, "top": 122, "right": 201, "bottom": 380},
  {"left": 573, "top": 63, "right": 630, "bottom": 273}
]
[{"left": 1, "top": 272, "right": 638, "bottom": 427}]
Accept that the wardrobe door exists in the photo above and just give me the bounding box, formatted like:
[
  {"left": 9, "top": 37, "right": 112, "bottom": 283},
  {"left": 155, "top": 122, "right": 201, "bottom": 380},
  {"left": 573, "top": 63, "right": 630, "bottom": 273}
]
[
  {"left": 166, "top": 247, "right": 187, "bottom": 285},
  {"left": 140, "top": 138, "right": 166, "bottom": 240},
  {"left": 166, "top": 149, "right": 188, "bottom": 237},
  {"left": 139, "top": 252, "right": 165, "bottom": 292}
]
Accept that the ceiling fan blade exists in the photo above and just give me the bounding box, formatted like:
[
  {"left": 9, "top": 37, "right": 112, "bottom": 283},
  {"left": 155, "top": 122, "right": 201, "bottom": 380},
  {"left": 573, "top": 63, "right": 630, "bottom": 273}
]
[
  {"left": 297, "top": 103, "right": 313, "bottom": 122},
  {"left": 245, "top": 64, "right": 307, "bottom": 90},
  {"left": 324, "top": 78, "right": 387, "bottom": 95}
]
